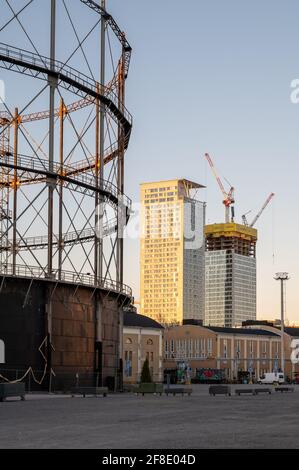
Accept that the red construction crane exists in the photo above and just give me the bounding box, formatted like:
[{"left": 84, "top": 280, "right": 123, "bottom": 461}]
[
  {"left": 204, "top": 153, "right": 235, "bottom": 223},
  {"left": 242, "top": 193, "right": 275, "bottom": 227}
]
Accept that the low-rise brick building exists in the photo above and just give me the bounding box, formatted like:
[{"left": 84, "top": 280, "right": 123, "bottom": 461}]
[{"left": 164, "top": 323, "right": 299, "bottom": 381}]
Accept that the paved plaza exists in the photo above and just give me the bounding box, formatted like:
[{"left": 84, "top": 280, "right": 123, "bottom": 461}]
[{"left": 0, "top": 384, "right": 299, "bottom": 449}]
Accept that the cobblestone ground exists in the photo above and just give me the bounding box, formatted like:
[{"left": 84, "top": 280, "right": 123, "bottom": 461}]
[{"left": 0, "top": 384, "right": 298, "bottom": 449}]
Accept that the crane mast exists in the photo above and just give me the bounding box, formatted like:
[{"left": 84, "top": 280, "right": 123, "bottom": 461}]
[{"left": 204, "top": 153, "right": 235, "bottom": 223}]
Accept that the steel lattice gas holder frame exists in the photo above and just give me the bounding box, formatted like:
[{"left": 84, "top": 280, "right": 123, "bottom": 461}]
[{"left": 0, "top": 0, "right": 133, "bottom": 390}]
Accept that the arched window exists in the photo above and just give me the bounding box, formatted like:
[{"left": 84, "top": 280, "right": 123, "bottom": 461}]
[
  {"left": 125, "top": 338, "right": 132, "bottom": 345},
  {"left": 147, "top": 339, "right": 153, "bottom": 345}
]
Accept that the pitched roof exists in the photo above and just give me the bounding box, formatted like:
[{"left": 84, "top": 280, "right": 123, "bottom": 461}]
[
  {"left": 123, "top": 311, "right": 164, "bottom": 330},
  {"left": 284, "top": 327, "right": 299, "bottom": 337},
  {"left": 207, "top": 326, "right": 280, "bottom": 337}
]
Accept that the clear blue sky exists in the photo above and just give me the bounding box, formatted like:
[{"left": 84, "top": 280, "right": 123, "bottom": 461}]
[
  {"left": 1, "top": 1, "right": 298, "bottom": 322},
  {"left": 114, "top": 0, "right": 299, "bottom": 322}
]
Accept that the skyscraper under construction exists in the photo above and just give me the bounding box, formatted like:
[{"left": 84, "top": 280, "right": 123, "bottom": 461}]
[
  {"left": 205, "top": 223, "right": 257, "bottom": 327},
  {"left": 204, "top": 153, "right": 273, "bottom": 328}
]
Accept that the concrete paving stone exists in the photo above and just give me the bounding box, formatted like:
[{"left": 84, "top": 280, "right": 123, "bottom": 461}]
[{"left": 0, "top": 384, "right": 298, "bottom": 449}]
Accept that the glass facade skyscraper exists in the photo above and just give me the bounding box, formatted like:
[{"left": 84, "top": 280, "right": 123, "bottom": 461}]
[
  {"left": 205, "top": 223, "right": 257, "bottom": 328},
  {"left": 140, "top": 179, "right": 205, "bottom": 326}
]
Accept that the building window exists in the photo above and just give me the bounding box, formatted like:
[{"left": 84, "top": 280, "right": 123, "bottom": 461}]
[
  {"left": 125, "top": 338, "right": 133, "bottom": 345},
  {"left": 124, "top": 350, "right": 132, "bottom": 377},
  {"left": 147, "top": 339, "right": 153, "bottom": 345},
  {"left": 207, "top": 338, "right": 212, "bottom": 356},
  {"left": 249, "top": 340, "right": 254, "bottom": 358},
  {"left": 261, "top": 341, "right": 267, "bottom": 357},
  {"left": 200, "top": 338, "right": 205, "bottom": 357},
  {"left": 0, "top": 339, "right": 4, "bottom": 364},
  {"left": 236, "top": 340, "right": 241, "bottom": 359},
  {"left": 195, "top": 339, "right": 200, "bottom": 358},
  {"left": 189, "top": 339, "right": 193, "bottom": 358},
  {"left": 223, "top": 339, "right": 228, "bottom": 359},
  {"left": 274, "top": 342, "right": 279, "bottom": 359}
]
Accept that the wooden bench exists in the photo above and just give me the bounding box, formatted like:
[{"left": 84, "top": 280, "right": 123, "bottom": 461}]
[
  {"left": 165, "top": 387, "right": 192, "bottom": 396},
  {"left": 0, "top": 382, "right": 26, "bottom": 402},
  {"left": 254, "top": 388, "right": 272, "bottom": 395},
  {"left": 275, "top": 387, "right": 295, "bottom": 393},
  {"left": 235, "top": 388, "right": 256, "bottom": 396},
  {"left": 71, "top": 386, "right": 108, "bottom": 398},
  {"left": 209, "top": 385, "right": 231, "bottom": 396}
]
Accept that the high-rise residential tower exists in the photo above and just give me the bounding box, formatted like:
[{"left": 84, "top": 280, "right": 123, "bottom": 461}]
[
  {"left": 140, "top": 179, "right": 205, "bottom": 326},
  {"left": 205, "top": 223, "right": 257, "bottom": 328}
]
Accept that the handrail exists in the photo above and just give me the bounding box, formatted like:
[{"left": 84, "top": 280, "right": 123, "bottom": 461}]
[
  {"left": 0, "top": 152, "right": 132, "bottom": 209},
  {"left": 3, "top": 218, "right": 118, "bottom": 251},
  {"left": 0, "top": 43, "right": 132, "bottom": 127},
  {"left": 0, "top": 263, "right": 132, "bottom": 297}
]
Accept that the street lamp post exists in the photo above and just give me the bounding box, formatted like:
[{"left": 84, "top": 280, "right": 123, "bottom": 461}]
[{"left": 274, "top": 272, "right": 290, "bottom": 376}]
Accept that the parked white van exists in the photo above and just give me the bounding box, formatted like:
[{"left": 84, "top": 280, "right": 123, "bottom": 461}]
[{"left": 258, "top": 372, "right": 284, "bottom": 385}]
